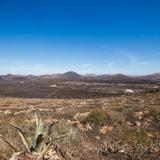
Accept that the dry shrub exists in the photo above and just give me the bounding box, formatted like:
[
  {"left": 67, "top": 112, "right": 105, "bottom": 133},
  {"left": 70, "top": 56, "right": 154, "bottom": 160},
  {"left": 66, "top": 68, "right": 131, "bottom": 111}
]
[{"left": 83, "top": 108, "right": 111, "bottom": 126}]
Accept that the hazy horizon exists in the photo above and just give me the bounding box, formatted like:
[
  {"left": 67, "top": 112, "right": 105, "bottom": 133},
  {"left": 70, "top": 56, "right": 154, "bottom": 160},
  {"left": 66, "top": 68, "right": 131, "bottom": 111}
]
[
  {"left": 0, "top": 0, "right": 160, "bottom": 75},
  {"left": 0, "top": 71, "right": 159, "bottom": 77}
]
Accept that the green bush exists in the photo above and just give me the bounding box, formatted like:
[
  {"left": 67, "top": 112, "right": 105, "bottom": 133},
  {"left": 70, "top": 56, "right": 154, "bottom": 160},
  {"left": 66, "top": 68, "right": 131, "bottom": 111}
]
[
  {"left": 122, "top": 126, "right": 149, "bottom": 146},
  {"left": 83, "top": 108, "right": 111, "bottom": 126}
]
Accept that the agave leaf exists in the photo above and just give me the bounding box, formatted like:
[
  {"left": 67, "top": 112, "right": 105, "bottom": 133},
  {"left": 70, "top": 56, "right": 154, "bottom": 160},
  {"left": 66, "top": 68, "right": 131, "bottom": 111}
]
[
  {"left": 9, "top": 123, "right": 32, "bottom": 153},
  {"left": 35, "top": 111, "right": 39, "bottom": 127},
  {"left": 33, "top": 115, "right": 52, "bottom": 153},
  {"left": 34, "top": 131, "right": 48, "bottom": 153},
  {"left": 33, "top": 114, "right": 47, "bottom": 152},
  {"left": 17, "top": 130, "right": 31, "bottom": 153},
  {"left": 33, "top": 134, "right": 44, "bottom": 153},
  {"left": 47, "top": 122, "right": 57, "bottom": 136}
]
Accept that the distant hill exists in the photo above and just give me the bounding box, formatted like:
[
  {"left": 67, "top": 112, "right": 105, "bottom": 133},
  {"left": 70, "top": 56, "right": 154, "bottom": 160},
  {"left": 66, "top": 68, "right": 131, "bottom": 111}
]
[
  {"left": 0, "top": 72, "right": 160, "bottom": 82},
  {"left": 140, "top": 73, "right": 160, "bottom": 82},
  {"left": 39, "top": 71, "right": 82, "bottom": 80},
  {"left": 84, "top": 73, "right": 99, "bottom": 77},
  {"left": 60, "top": 71, "right": 82, "bottom": 79},
  {"left": 99, "top": 74, "right": 132, "bottom": 80},
  {"left": 40, "top": 74, "right": 61, "bottom": 79},
  {"left": 0, "top": 74, "right": 37, "bottom": 81}
]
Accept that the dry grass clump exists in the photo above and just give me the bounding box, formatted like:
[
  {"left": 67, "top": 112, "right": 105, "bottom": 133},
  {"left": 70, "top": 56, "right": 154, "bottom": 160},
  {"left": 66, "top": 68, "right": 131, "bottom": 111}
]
[
  {"left": 121, "top": 126, "right": 149, "bottom": 146},
  {"left": 83, "top": 108, "right": 111, "bottom": 126}
]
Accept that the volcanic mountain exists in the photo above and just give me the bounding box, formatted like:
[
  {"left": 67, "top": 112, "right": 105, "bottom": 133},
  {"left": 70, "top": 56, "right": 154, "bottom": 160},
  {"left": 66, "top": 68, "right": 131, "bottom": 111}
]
[{"left": 60, "top": 71, "right": 82, "bottom": 79}]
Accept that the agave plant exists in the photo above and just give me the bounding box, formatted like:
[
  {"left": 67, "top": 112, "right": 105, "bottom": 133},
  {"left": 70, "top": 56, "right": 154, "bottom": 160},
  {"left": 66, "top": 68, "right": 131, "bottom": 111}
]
[
  {"left": 3, "top": 111, "right": 72, "bottom": 160},
  {"left": 9, "top": 111, "right": 53, "bottom": 156}
]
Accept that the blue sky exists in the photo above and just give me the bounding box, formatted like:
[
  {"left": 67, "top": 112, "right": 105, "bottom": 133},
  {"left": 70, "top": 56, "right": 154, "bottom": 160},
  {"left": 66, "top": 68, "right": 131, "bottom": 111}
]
[{"left": 0, "top": 0, "right": 160, "bottom": 75}]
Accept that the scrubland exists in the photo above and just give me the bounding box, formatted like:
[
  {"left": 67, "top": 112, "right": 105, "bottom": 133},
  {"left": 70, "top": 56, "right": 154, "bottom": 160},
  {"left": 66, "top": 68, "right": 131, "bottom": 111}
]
[{"left": 0, "top": 93, "right": 159, "bottom": 159}]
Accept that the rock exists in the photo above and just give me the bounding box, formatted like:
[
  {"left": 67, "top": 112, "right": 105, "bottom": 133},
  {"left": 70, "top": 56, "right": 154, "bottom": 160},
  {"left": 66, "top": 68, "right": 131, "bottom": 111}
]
[
  {"left": 126, "top": 121, "right": 133, "bottom": 126},
  {"left": 95, "top": 136, "right": 100, "bottom": 140},
  {"left": 47, "top": 149, "right": 62, "bottom": 160},
  {"left": 72, "top": 121, "right": 92, "bottom": 132},
  {"left": 9, "top": 152, "right": 37, "bottom": 160},
  {"left": 119, "top": 149, "right": 125, "bottom": 153},
  {"left": 4, "top": 110, "right": 12, "bottom": 115},
  {"left": 135, "top": 121, "right": 141, "bottom": 127},
  {"left": 10, "top": 150, "right": 62, "bottom": 160},
  {"left": 73, "top": 112, "right": 90, "bottom": 121},
  {"left": 85, "top": 123, "right": 92, "bottom": 131},
  {"left": 135, "top": 111, "right": 144, "bottom": 120},
  {"left": 99, "top": 126, "right": 113, "bottom": 135},
  {"left": 147, "top": 133, "right": 154, "bottom": 138},
  {"left": 9, "top": 152, "right": 21, "bottom": 160}
]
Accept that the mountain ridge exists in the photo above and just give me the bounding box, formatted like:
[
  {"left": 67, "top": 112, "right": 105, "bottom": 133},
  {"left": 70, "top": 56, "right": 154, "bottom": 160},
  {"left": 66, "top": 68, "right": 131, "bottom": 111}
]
[{"left": 0, "top": 71, "right": 160, "bottom": 82}]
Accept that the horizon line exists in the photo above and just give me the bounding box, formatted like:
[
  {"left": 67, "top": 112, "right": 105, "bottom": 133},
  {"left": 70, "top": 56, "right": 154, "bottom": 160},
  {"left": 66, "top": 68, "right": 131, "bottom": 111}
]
[{"left": 0, "top": 71, "right": 159, "bottom": 77}]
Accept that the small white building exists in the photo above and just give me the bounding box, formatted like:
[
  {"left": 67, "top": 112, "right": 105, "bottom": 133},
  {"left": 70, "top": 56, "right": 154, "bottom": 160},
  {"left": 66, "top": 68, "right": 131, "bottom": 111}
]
[
  {"left": 124, "top": 89, "right": 134, "bottom": 93},
  {"left": 50, "top": 84, "right": 57, "bottom": 87},
  {"left": 154, "top": 85, "right": 159, "bottom": 89}
]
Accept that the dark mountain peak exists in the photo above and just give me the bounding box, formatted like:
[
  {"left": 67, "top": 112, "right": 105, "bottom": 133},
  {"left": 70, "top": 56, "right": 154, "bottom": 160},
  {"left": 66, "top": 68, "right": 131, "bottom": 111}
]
[
  {"left": 61, "top": 71, "right": 81, "bottom": 79},
  {"left": 63, "top": 71, "right": 80, "bottom": 75}
]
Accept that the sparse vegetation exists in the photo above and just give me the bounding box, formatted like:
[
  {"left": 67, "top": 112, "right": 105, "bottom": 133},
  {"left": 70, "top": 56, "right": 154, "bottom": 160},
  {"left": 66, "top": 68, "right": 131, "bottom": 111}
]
[
  {"left": 122, "top": 126, "right": 149, "bottom": 146},
  {"left": 3, "top": 112, "right": 72, "bottom": 159},
  {"left": 83, "top": 108, "right": 111, "bottom": 126},
  {"left": 9, "top": 112, "right": 54, "bottom": 157},
  {"left": 0, "top": 92, "right": 160, "bottom": 159}
]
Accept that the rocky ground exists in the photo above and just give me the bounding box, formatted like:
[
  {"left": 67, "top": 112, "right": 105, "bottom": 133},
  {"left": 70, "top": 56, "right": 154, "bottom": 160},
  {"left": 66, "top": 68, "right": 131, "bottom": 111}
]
[{"left": 0, "top": 93, "right": 159, "bottom": 159}]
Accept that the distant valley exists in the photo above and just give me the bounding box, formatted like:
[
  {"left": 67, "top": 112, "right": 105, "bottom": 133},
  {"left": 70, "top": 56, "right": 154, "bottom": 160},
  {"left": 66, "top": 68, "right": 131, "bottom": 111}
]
[{"left": 0, "top": 71, "right": 159, "bottom": 99}]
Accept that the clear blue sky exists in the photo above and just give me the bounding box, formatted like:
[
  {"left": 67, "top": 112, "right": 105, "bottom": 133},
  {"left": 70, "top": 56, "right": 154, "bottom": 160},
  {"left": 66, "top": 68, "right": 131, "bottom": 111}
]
[{"left": 0, "top": 0, "right": 160, "bottom": 75}]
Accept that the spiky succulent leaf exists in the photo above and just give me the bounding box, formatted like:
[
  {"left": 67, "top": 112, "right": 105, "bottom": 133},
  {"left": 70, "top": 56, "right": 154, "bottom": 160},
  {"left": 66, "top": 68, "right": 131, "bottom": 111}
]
[
  {"left": 17, "top": 130, "right": 31, "bottom": 153},
  {"left": 9, "top": 112, "right": 52, "bottom": 154},
  {"left": 35, "top": 111, "right": 39, "bottom": 127},
  {"left": 9, "top": 123, "right": 32, "bottom": 153},
  {"left": 33, "top": 112, "right": 48, "bottom": 153},
  {"left": 33, "top": 134, "right": 44, "bottom": 153}
]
